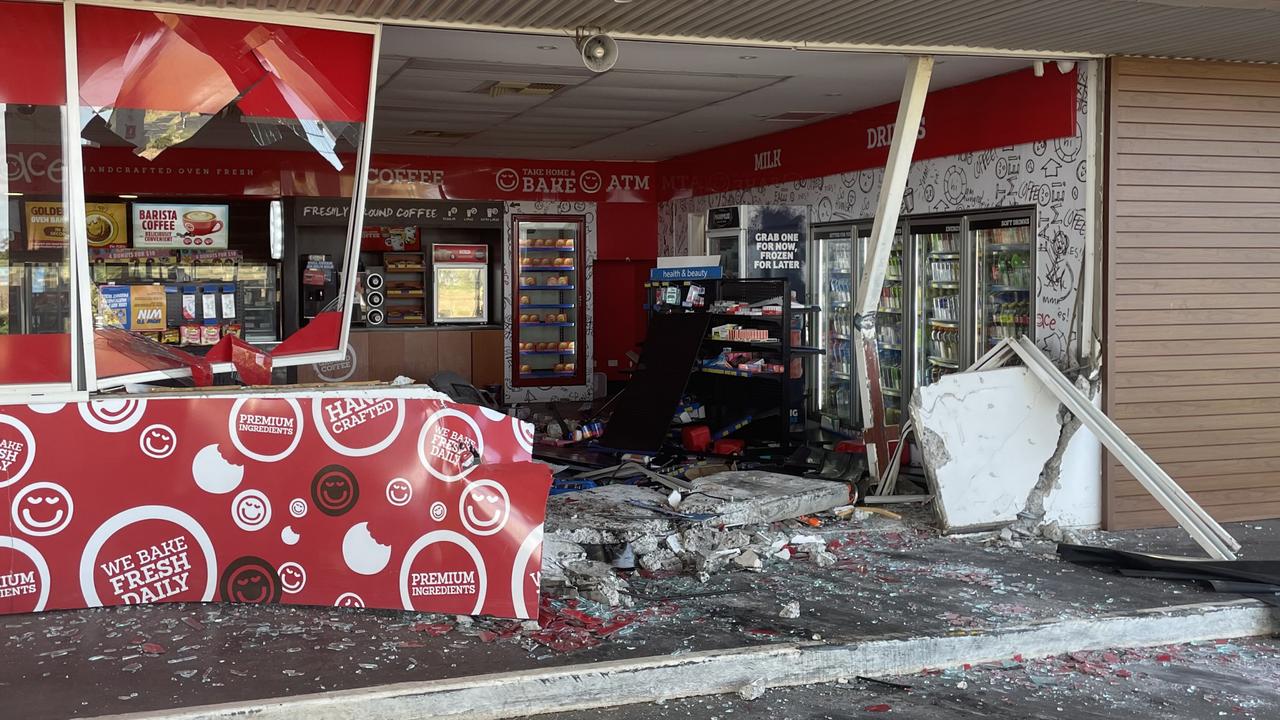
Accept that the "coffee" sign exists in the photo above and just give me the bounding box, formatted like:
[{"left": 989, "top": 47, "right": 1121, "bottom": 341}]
[{"left": 131, "top": 203, "right": 229, "bottom": 249}]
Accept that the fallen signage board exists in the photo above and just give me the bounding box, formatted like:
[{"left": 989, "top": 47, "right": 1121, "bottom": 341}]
[{"left": 0, "top": 388, "right": 552, "bottom": 617}]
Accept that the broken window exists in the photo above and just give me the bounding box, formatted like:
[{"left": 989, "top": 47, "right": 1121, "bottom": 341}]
[{"left": 74, "top": 5, "right": 376, "bottom": 386}]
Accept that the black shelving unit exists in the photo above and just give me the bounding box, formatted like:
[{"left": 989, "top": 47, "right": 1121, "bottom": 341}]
[
  {"left": 690, "top": 278, "right": 819, "bottom": 447},
  {"left": 642, "top": 277, "right": 721, "bottom": 318}
]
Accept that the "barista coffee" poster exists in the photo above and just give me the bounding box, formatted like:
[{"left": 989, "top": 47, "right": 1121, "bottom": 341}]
[{"left": 132, "top": 204, "right": 229, "bottom": 249}]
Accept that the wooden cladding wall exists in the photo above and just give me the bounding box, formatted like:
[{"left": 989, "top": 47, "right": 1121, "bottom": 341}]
[{"left": 1106, "top": 57, "right": 1280, "bottom": 529}]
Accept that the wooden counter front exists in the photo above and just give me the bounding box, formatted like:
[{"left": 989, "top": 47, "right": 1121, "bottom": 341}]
[{"left": 296, "top": 327, "right": 504, "bottom": 388}]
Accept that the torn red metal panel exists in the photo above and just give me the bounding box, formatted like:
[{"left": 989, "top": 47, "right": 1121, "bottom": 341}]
[
  {"left": 76, "top": 6, "right": 371, "bottom": 122},
  {"left": 271, "top": 310, "right": 344, "bottom": 358},
  {"left": 0, "top": 390, "right": 551, "bottom": 618},
  {"left": 75, "top": 6, "right": 372, "bottom": 163}
]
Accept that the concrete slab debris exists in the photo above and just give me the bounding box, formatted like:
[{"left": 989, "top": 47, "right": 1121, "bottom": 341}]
[{"left": 542, "top": 470, "right": 853, "bottom": 603}]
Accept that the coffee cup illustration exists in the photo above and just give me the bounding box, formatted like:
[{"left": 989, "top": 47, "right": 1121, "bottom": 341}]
[{"left": 183, "top": 210, "right": 223, "bottom": 235}]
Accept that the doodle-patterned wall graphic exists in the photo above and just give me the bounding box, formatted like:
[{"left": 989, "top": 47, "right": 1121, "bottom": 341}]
[
  {"left": 659, "top": 68, "right": 1091, "bottom": 365},
  {"left": 503, "top": 201, "right": 598, "bottom": 403}
]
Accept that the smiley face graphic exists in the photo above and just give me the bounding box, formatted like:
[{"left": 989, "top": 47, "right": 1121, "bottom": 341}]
[
  {"left": 138, "top": 424, "right": 177, "bottom": 459},
  {"left": 12, "top": 482, "right": 74, "bottom": 537},
  {"left": 459, "top": 479, "right": 510, "bottom": 536},
  {"left": 278, "top": 562, "right": 306, "bottom": 595},
  {"left": 219, "top": 556, "right": 281, "bottom": 604},
  {"left": 385, "top": 478, "right": 413, "bottom": 507},
  {"left": 231, "top": 489, "right": 271, "bottom": 532},
  {"left": 334, "top": 592, "right": 365, "bottom": 608},
  {"left": 311, "top": 465, "right": 359, "bottom": 517}
]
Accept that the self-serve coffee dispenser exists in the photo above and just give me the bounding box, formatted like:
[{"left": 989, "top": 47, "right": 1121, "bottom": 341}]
[{"left": 299, "top": 253, "right": 338, "bottom": 327}]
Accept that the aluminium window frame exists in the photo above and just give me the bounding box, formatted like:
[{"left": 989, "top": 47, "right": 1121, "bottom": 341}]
[{"left": 1, "top": 0, "right": 380, "bottom": 397}]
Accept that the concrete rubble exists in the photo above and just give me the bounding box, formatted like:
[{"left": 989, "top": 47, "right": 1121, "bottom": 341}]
[{"left": 541, "top": 470, "right": 855, "bottom": 605}]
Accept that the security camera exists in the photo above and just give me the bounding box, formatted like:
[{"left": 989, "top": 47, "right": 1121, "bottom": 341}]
[{"left": 575, "top": 30, "right": 618, "bottom": 73}]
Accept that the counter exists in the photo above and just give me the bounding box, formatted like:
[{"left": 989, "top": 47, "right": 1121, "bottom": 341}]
[{"left": 296, "top": 326, "right": 504, "bottom": 388}]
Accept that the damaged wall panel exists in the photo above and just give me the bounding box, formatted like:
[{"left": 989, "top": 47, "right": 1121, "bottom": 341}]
[
  {"left": 913, "top": 365, "right": 1103, "bottom": 532},
  {"left": 1106, "top": 57, "right": 1280, "bottom": 529}
]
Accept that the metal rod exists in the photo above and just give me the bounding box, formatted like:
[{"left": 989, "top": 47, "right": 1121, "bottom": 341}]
[{"left": 1007, "top": 337, "right": 1237, "bottom": 559}]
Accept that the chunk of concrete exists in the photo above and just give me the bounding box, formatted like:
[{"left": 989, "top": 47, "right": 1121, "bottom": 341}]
[
  {"left": 733, "top": 549, "right": 763, "bottom": 571},
  {"left": 677, "top": 471, "right": 853, "bottom": 526},
  {"left": 910, "top": 366, "right": 1062, "bottom": 533}
]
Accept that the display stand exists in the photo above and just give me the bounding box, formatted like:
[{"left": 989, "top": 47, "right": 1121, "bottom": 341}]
[{"left": 691, "top": 278, "right": 820, "bottom": 448}]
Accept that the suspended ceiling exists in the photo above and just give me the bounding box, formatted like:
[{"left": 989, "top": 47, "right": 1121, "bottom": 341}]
[
  {"left": 373, "top": 27, "right": 1028, "bottom": 160},
  {"left": 155, "top": 0, "right": 1280, "bottom": 63}
]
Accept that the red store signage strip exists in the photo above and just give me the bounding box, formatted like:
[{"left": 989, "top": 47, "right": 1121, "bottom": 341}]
[
  {"left": 0, "top": 392, "right": 550, "bottom": 619},
  {"left": 656, "top": 67, "right": 1078, "bottom": 201},
  {"left": 8, "top": 147, "right": 660, "bottom": 202}
]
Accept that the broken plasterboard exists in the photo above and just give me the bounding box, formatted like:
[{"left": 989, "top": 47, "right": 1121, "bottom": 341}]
[{"left": 911, "top": 366, "right": 1062, "bottom": 533}]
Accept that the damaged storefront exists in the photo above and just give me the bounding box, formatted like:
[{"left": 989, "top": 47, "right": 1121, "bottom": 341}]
[{"left": 8, "top": 1, "right": 1280, "bottom": 718}]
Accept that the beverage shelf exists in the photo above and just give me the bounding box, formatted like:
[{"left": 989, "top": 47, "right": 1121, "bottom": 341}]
[
  {"left": 987, "top": 243, "right": 1031, "bottom": 252},
  {"left": 988, "top": 285, "right": 1030, "bottom": 293},
  {"left": 928, "top": 356, "right": 960, "bottom": 369}
]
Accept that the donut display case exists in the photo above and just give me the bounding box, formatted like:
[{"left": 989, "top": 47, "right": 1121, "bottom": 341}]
[{"left": 511, "top": 215, "right": 586, "bottom": 387}]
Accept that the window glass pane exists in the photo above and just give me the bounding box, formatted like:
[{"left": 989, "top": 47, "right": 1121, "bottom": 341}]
[
  {"left": 75, "top": 5, "right": 374, "bottom": 385},
  {"left": 0, "top": 0, "right": 72, "bottom": 387}
]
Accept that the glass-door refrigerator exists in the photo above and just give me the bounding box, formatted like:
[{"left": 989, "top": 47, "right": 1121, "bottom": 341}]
[
  {"left": 813, "top": 221, "right": 870, "bottom": 436},
  {"left": 973, "top": 212, "right": 1035, "bottom": 358},
  {"left": 512, "top": 216, "right": 585, "bottom": 387},
  {"left": 910, "top": 219, "right": 965, "bottom": 392},
  {"left": 432, "top": 243, "right": 489, "bottom": 324},
  {"left": 876, "top": 227, "right": 908, "bottom": 427}
]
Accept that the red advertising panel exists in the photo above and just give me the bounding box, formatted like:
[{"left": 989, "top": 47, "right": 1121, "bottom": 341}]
[
  {"left": 657, "top": 67, "right": 1078, "bottom": 201},
  {"left": 0, "top": 391, "right": 551, "bottom": 618},
  {"left": 0, "top": 1, "right": 65, "bottom": 106},
  {"left": 361, "top": 226, "right": 422, "bottom": 252},
  {"left": 433, "top": 244, "right": 488, "bottom": 264}
]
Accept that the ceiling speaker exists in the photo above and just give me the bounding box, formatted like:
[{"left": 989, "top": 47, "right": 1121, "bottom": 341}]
[{"left": 576, "top": 33, "right": 618, "bottom": 73}]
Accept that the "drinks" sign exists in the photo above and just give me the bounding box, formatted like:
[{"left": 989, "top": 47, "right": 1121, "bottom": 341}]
[{"left": 131, "top": 204, "right": 229, "bottom": 249}]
